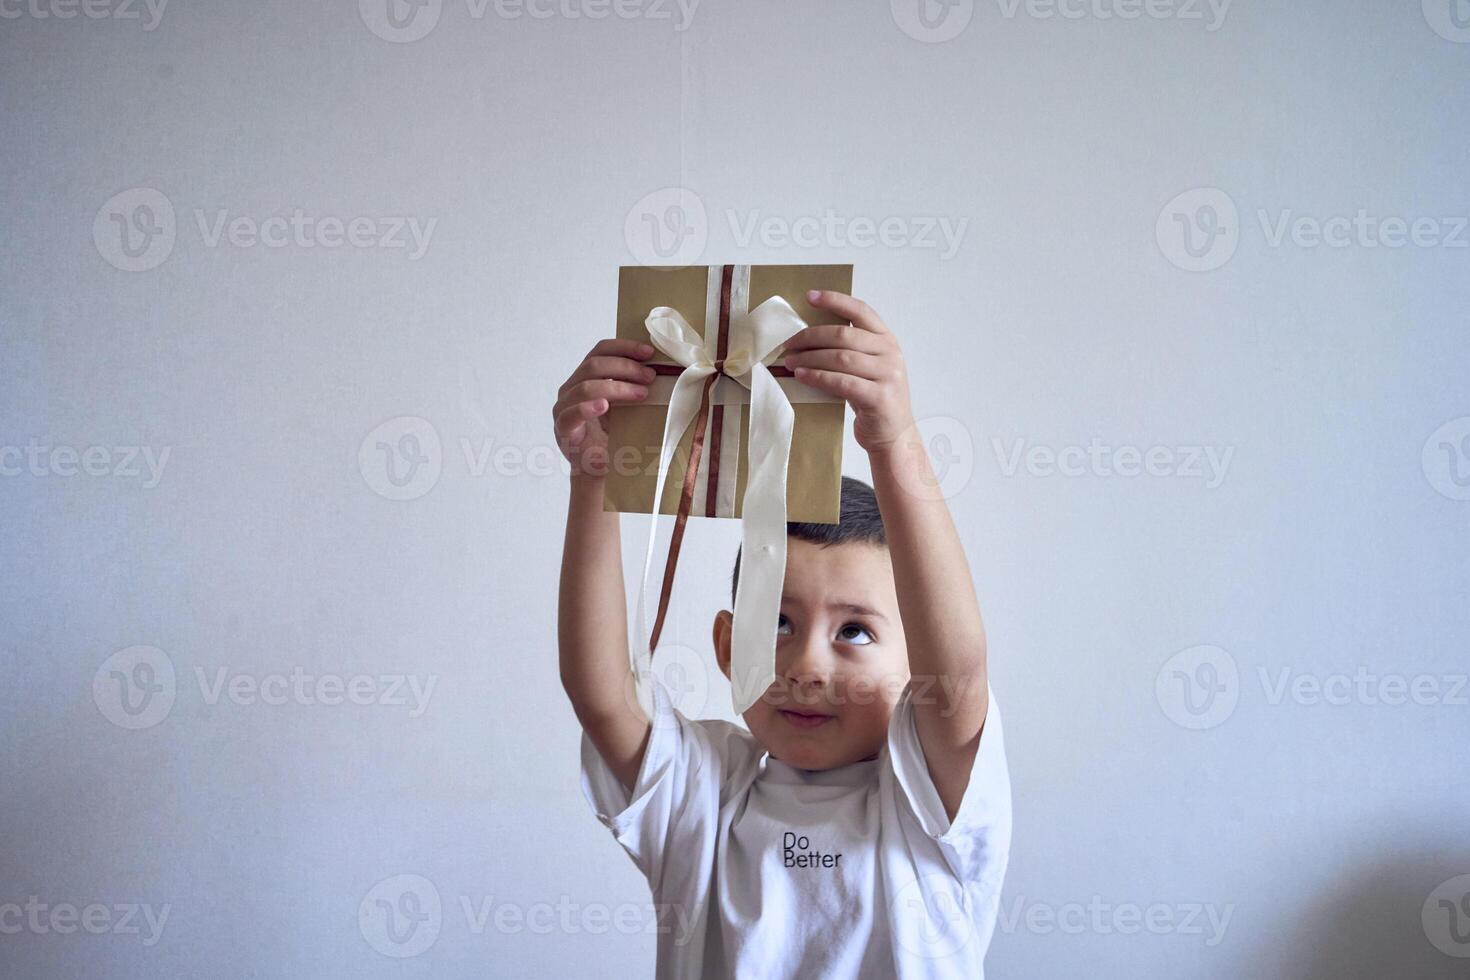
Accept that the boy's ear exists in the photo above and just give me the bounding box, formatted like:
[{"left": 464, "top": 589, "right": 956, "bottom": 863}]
[{"left": 712, "top": 609, "right": 733, "bottom": 681}]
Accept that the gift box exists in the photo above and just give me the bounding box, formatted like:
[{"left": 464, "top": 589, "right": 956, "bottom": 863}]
[
  {"left": 604, "top": 263, "right": 850, "bottom": 523},
  {"left": 604, "top": 263, "right": 852, "bottom": 714}
]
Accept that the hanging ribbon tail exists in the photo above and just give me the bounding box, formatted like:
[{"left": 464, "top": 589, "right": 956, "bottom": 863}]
[
  {"left": 633, "top": 282, "right": 809, "bottom": 716},
  {"left": 729, "top": 361, "right": 797, "bottom": 714},
  {"left": 634, "top": 363, "right": 713, "bottom": 669}
]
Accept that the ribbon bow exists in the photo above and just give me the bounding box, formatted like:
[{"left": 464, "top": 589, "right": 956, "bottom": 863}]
[{"left": 636, "top": 264, "right": 808, "bottom": 714}]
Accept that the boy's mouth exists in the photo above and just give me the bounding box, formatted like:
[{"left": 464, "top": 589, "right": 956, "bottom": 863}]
[{"left": 778, "top": 709, "right": 834, "bottom": 730}]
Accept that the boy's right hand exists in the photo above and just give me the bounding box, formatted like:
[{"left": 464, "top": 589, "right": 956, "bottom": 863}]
[{"left": 553, "top": 339, "right": 658, "bottom": 479}]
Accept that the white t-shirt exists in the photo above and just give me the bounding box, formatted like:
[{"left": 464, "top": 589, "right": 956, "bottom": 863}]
[{"left": 580, "top": 676, "right": 1012, "bottom": 978}]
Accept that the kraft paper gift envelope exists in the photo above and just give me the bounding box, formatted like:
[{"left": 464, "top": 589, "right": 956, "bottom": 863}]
[{"left": 605, "top": 263, "right": 851, "bottom": 713}]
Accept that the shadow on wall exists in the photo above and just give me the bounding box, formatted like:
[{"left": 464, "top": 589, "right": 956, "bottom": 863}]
[{"left": 1277, "top": 846, "right": 1470, "bottom": 980}]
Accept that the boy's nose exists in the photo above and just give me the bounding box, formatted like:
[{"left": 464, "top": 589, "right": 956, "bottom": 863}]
[{"left": 780, "top": 632, "right": 834, "bottom": 688}]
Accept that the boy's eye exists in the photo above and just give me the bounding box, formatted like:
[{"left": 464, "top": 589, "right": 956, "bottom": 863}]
[
  {"left": 776, "top": 614, "right": 794, "bottom": 636},
  {"left": 837, "top": 623, "right": 875, "bottom": 645}
]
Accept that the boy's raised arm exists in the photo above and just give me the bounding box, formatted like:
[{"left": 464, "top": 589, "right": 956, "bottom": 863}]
[
  {"left": 553, "top": 339, "right": 659, "bottom": 793},
  {"left": 783, "top": 292, "right": 991, "bottom": 821}
]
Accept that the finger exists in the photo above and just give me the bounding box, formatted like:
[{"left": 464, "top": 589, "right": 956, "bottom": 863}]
[
  {"left": 554, "top": 398, "right": 607, "bottom": 445},
  {"left": 805, "top": 290, "right": 889, "bottom": 334},
  {"left": 782, "top": 347, "right": 888, "bottom": 381},
  {"left": 562, "top": 355, "right": 659, "bottom": 393},
  {"left": 789, "top": 366, "right": 880, "bottom": 404},
  {"left": 781, "top": 323, "right": 885, "bottom": 355},
  {"left": 553, "top": 381, "right": 648, "bottom": 428},
  {"left": 588, "top": 338, "right": 656, "bottom": 360},
  {"left": 558, "top": 378, "right": 649, "bottom": 411}
]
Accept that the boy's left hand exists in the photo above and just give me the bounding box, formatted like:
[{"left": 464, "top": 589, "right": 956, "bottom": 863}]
[{"left": 782, "top": 291, "right": 915, "bottom": 455}]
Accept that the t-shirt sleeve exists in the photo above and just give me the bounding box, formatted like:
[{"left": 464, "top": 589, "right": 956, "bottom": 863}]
[
  {"left": 885, "top": 680, "right": 1012, "bottom": 891},
  {"left": 579, "top": 675, "right": 723, "bottom": 885}
]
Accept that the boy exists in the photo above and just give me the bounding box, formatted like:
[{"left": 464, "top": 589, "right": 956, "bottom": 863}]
[{"left": 554, "top": 290, "right": 1011, "bottom": 977}]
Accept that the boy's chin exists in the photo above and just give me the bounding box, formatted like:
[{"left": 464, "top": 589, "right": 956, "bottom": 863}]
[{"left": 760, "top": 726, "right": 884, "bottom": 772}]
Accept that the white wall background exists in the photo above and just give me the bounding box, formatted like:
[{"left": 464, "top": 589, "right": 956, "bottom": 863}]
[{"left": 3, "top": 0, "right": 1469, "bottom": 976}]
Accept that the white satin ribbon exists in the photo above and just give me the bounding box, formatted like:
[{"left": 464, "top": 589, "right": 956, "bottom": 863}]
[{"left": 635, "top": 265, "right": 808, "bottom": 714}]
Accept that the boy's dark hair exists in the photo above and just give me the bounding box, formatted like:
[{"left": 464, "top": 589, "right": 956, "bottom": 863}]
[{"left": 731, "top": 476, "right": 887, "bottom": 604}]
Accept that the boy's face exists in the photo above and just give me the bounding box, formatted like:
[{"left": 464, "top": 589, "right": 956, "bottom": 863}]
[{"left": 714, "top": 537, "right": 909, "bottom": 771}]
